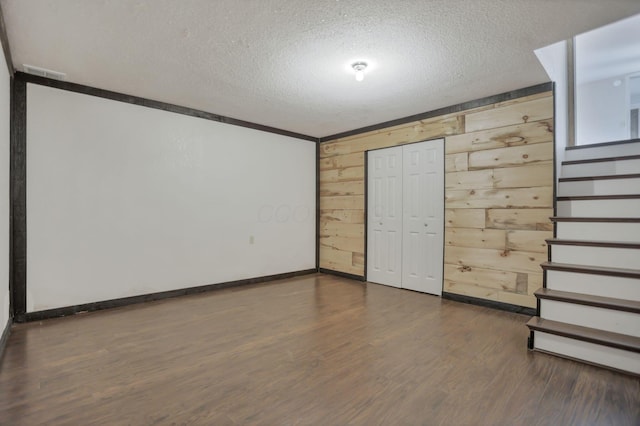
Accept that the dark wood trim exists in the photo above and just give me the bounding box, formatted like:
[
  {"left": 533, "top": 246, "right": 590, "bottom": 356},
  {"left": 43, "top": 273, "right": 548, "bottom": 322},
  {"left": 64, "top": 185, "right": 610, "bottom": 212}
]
[
  {"left": 535, "top": 288, "right": 640, "bottom": 314},
  {"left": 9, "top": 76, "right": 26, "bottom": 318},
  {"left": 442, "top": 292, "right": 536, "bottom": 316},
  {"left": 565, "top": 137, "right": 640, "bottom": 150},
  {"left": 363, "top": 151, "right": 368, "bottom": 281},
  {"left": 15, "top": 269, "right": 318, "bottom": 323},
  {"left": 318, "top": 268, "right": 366, "bottom": 282},
  {"left": 527, "top": 330, "right": 535, "bottom": 350},
  {"left": 315, "top": 141, "right": 320, "bottom": 270},
  {"left": 526, "top": 316, "right": 640, "bottom": 353},
  {"left": 562, "top": 154, "right": 640, "bottom": 166},
  {"left": 567, "top": 37, "right": 575, "bottom": 148},
  {"left": 318, "top": 82, "right": 553, "bottom": 142},
  {"left": 0, "top": 2, "right": 13, "bottom": 75},
  {"left": 546, "top": 238, "right": 640, "bottom": 249},
  {"left": 559, "top": 173, "right": 640, "bottom": 182},
  {"left": 557, "top": 194, "right": 640, "bottom": 201},
  {"left": 551, "top": 217, "right": 640, "bottom": 223},
  {"left": 552, "top": 81, "right": 558, "bottom": 238},
  {"left": 0, "top": 317, "right": 11, "bottom": 364},
  {"left": 15, "top": 72, "right": 318, "bottom": 143},
  {"left": 541, "top": 261, "right": 640, "bottom": 279}
]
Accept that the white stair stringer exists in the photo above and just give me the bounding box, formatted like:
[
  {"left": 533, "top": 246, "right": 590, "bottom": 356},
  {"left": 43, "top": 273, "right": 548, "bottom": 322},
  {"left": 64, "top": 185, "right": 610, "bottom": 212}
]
[{"left": 528, "top": 139, "right": 640, "bottom": 376}]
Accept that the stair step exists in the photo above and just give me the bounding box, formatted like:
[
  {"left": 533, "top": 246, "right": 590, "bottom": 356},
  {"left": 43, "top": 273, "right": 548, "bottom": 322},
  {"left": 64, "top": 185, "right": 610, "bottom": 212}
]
[
  {"left": 551, "top": 217, "right": 640, "bottom": 223},
  {"left": 547, "top": 239, "right": 640, "bottom": 269},
  {"left": 529, "top": 318, "right": 640, "bottom": 375},
  {"left": 559, "top": 173, "right": 640, "bottom": 182},
  {"left": 561, "top": 155, "right": 640, "bottom": 178},
  {"left": 557, "top": 196, "right": 640, "bottom": 218},
  {"left": 527, "top": 317, "right": 640, "bottom": 353},
  {"left": 543, "top": 266, "right": 640, "bottom": 301},
  {"left": 552, "top": 217, "right": 640, "bottom": 242},
  {"left": 562, "top": 154, "right": 640, "bottom": 166},
  {"left": 535, "top": 288, "right": 640, "bottom": 314},
  {"left": 546, "top": 239, "right": 640, "bottom": 249},
  {"left": 541, "top": 261, "right": 640, "bottom": 279},
  {"left": 558, "top": 175, "right": 640, "bottom": 196},
  {"left": 564, "top": 139, "right": 640, "bottom": 161},
  {"left": 557, "top": 194, "right": 640, "bottom": 201}
]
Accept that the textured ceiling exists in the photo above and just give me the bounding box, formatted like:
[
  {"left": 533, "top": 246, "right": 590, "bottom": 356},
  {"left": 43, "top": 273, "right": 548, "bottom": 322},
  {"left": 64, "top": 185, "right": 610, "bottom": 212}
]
[{"left": 3, "top": 1, "right": 640, "bottom": 138}]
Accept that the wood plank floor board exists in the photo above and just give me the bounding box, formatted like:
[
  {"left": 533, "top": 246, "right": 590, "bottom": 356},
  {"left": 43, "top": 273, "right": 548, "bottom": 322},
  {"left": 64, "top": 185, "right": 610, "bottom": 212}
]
[{"left": 0, "top": 273, "right": 638, "bottom": 425}]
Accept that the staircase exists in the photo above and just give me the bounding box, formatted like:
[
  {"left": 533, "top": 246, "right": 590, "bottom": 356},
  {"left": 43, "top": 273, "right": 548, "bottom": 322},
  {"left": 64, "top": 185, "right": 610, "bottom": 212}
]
[{"left": 526, "top": 139, "right": 640, "bottom": 375}]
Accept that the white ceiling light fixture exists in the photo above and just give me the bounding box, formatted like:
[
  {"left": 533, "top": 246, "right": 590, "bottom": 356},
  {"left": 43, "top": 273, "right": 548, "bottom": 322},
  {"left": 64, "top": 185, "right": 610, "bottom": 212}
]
[{"left": 352, "top": 62, "right": 368, "bottom": 82}]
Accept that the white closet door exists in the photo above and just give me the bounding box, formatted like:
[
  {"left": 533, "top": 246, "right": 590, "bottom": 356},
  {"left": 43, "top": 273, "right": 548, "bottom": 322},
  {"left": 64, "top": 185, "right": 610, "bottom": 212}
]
[
  {"left": 367, "top": 146, "right": 403, "bottom": 287},
  {"left": 401, "top": 139, "right": 444, "bottom": 295}
]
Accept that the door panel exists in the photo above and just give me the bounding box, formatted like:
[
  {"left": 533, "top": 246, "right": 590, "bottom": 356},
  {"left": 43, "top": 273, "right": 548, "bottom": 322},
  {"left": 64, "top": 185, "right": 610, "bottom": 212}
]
[
  {"left": 366, "top": 139, "right": 443, "bottom": 295},
  {"left": 367, "top": 146, "right": 403, "bottom": 287},
  {"left": 402, "top": 140, "right": 444, "bottom": 295}
]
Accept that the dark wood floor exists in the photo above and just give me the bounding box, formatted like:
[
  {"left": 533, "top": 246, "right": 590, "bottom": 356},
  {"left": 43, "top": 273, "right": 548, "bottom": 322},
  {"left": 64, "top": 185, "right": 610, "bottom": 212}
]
[{"left": 0, "top": 273, "right": 638, "bottom": 425}]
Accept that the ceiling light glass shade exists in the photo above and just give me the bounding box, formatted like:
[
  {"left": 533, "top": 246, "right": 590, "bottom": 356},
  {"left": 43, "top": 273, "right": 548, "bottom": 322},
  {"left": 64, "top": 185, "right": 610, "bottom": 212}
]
[{"left": 352, "top": 62, "right": 367, "bottom": 82}]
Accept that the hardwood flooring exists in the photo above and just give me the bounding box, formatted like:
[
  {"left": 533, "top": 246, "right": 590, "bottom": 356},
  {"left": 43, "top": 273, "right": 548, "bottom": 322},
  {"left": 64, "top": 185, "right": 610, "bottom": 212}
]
[{"left": 0, "top": 273, "right": 638, "bottom": 425}]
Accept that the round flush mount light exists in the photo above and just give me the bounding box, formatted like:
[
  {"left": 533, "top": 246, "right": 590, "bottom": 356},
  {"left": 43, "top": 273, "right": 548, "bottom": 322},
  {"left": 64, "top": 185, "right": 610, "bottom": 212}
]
[{"left": 352, "top": 62, "right": 368, "bottom": 82}]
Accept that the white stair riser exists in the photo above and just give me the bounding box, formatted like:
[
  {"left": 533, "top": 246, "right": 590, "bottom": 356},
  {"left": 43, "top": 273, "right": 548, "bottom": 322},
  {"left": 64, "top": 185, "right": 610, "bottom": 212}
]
[
  {"left": 551, "top": 245, "right": 640, "bottom": 269},
  {"left": 556, "top": 222, "right": 640, "bottom": 242},
  {"left": 564, "top": 143, "right": 640, "bottom": 161},
  {"left": 557, "top": 199, "right": 640, "bottom": 217},
  {"left": 540, "top": 299, "right": 640, "bottom": 337},
  {"left": 562, "top": 159, "right": 640, "bottom": 178},
  {"left": 558, "top": 178, "right": 640, "bottom": 197},
  {"left": 534, "top": 331, "right": 640, "bottom": 375},
  {"left": 546, "top": 270, "right": 640, "bottom": 301}
]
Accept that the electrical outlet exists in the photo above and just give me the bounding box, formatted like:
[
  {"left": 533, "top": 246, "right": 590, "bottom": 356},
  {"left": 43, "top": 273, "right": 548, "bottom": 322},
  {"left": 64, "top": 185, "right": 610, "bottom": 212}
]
[{"left": 249, "top": 235, "right": 254, "bottom": 244}]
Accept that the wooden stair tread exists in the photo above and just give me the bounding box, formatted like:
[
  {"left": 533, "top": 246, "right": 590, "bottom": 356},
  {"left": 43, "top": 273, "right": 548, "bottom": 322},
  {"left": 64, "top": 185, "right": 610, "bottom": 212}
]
[
  {"left": 550, "top": 217, "right": 640, "bottom": 223},
  {"left": 559, "top": 173, "right": 640, "bottom": 182},
  {"left": 535, "top": 288, "right": 640, "bottom": 313},
  {"left": 562, "top": 154, "right": 640, "bottom": 166},
  {"left": 541, "top": 262, "right": 640, "bottom": 279},
  {"left": 546, "top": 238, "right": 640, "bottom": 249},
  {"left": 557, "top": 194, "right": 640, "bottom": 201},
  {"left": 526, "top": 317, "right": 640, "bottom": 353}
]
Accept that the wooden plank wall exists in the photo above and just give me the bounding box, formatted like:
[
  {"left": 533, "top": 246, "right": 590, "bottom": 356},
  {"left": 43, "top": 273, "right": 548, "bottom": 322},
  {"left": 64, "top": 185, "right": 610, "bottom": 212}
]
[{"left": 319, "top": 91, "right": 554, "bottom": 308}]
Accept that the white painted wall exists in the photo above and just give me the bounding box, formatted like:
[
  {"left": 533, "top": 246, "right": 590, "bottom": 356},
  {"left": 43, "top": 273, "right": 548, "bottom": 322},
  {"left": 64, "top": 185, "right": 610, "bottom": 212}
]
[
  {"left": 0, "top": 60, "right": 9, "bottom": 328},
  {"left": 26, "top": 84, "right": 316, "bottom": 312},
  {"left": 576, "top": 75, "right": 629, "bottom": 145},
  {"left": 535, "top": 40, "right": 567, "bottom": 191}
]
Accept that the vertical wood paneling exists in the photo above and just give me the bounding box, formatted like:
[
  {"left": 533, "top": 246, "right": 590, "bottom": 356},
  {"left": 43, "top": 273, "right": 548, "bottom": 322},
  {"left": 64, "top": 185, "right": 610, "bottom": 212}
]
[{"left": 319, "top": 91, "right": 554, "bottom": 308}]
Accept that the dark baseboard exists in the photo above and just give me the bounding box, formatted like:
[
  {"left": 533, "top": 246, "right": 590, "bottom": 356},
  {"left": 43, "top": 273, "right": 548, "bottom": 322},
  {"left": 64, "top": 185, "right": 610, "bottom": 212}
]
[
  {"left": 318, "top": 268, "right": 366, "bottom": 282},
  {"left": 0, "top": 316, "right": 11, "bottom": 364},
  {"left": 16, "top": 269, "right": 317, "bottom": 323},
  {"left": 442, "top": 292, "right": 536, "bottom": 316}
]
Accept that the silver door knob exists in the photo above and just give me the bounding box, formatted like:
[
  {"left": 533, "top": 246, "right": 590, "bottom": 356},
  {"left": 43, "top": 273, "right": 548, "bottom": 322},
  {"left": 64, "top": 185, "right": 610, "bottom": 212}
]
[{"left": 424, "top": 224, "right": 428, "bottom": 227}]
